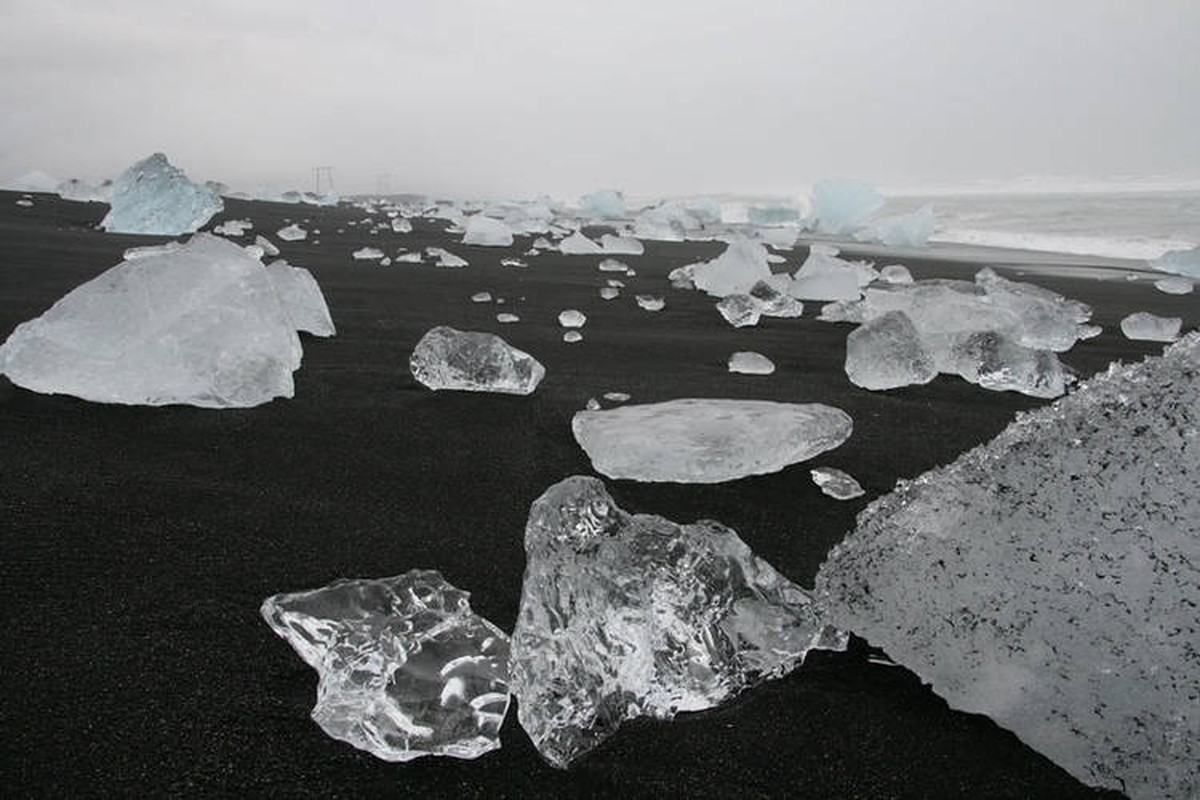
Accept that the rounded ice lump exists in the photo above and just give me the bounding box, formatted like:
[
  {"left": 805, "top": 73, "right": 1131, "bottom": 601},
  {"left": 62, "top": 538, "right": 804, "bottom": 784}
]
[{"left": 409, "top": 326, "right": 545, "bottom": 395}]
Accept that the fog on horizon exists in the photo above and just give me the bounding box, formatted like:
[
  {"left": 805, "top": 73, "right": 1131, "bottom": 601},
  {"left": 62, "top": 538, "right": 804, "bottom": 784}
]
[{"left": 1, "top": 0, "right": 1197, "bottom": 200}]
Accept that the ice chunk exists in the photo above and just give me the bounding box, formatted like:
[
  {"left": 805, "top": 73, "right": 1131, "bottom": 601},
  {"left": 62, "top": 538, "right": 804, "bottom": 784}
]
[
  {"left": 1153, "top": 275, "right": 1193, "bottom": 295},
  {"left": 603, "top": 391, "right": 630, "bottom": 402},
  {"left": 728, "top": 351, "right": 775, "bottom": 375},
  {"left": 426, "top": 247, "right": 469, "bottom": 268},
  {"left": 255, "top": 235, "right": 280, "bottom": 256},
  {"left": 265, "top": 260, "right": 336, "bottom": 337},
  {"left": 496, "top": 313, "right": 520, "bottom": 324},
  {"left": 748, "top": 204, "right": 801, "bottom": 226},
  {"left": 352, "top": 247, "right": 385, "bottom": 261},
  {"left": 558, "top": 310, "right": 586, "bottom": 328},
  {"left": 878, "top": 264, "right": 914, "bottom": 284},
  {"left": 635, "top": 295, "right": 665, "bottom": 312},
  {"left": 810, "top": 467, "right": 864, "bottom": 499},
  {"left": 558, "top": 231, "right": 603, "bottom": 255},
  {"left": 945, "top": 331, "right": 1067, "bottom": 398},
  {"left": 599, "top": 234, "right": 644, "bottom": 255},
  {"left": 857, "top": 205, "right": 935, "bottom": 247},
  {"left": 396, "top": 252, "right": 424, "bottom": 264},
  {"left": 213, "top": 219, "right": 252, "bottom": 237},
  {"left": 500, "top": 257, "right": 528, "bottom": 268},
  {"left": 598, "top": 258, "right": 629, "bottom": 273},
  {"left": 689, "top": 239, "right": 773, "bottom": 298},
  {"left": 510, "top": 476, "right": 846, "bottom": 768},
  {"left": 1120, "top": 312, "right": 1181, "bottom": 342},
  {"left": 562, "top": 331, "right": 583, "bottom": 343},
  {"left": 1149, "top": 244, "right": 1200, "bottom": 278},
  {"left": 409, "top": 326, "right": 544, "bottom": 395},
  {"left": 15, "top": 198, "right": 33, "bottom": 207},
  {"left": 122, "top": 242, "right": 182, "bottom": 261},
  {"left": 716, "top": 294, "right": 762, "bottom": 328},
  {"left": 578, "top": 189, "right": 626, "bottom": 219},
  {"left": 789, "top": 247, "right": 864, "bottom": 302},
  {"left": 844, "top": 311, "right": 938, "bottom": 391},
  {"left": 572, "top": 398, "right": 853, "bottom": 483},
  {"left": 391, "top": 217, "right": 414, "bottom": 233},
  {"left": 599, "top": 287, "right": 620, "bottom": 300},
  {"left": 470, "top": 292, "right": 493, "bottom": 303},
  {"left": 808, "top": 179, "right": 884, "bottom": 235},
  {"left": 815, "top": 334, "right": 1200, "bottom": 799},
  {"left": 100, "top": 153, "right": 223, "bottom": 235},
  {"left": 462, "top": 215, "right": 514, "bottom": 247},
  {"left": 3, "top": 170, "right": 60, "bottom": 193},
  {"left": 261, "top": 570, "right": 510, "bottom": 763},
  {"left": 277, "top": 224, "right": 308, "bottom": 242},
  {"left": 56, "top": 178, "right": 112, "bottom": 203},
  {"left": 748, "top": 280, "right": 804, "bottom": 318},
  {"left": 0, "top": 234, "right": 303, "bottom": 407}
]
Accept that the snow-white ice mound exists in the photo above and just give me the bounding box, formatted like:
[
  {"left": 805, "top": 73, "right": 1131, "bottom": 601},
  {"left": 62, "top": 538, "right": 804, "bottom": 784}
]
[
  {"left": 409, "top": 326, "right": 545, "bottom": 395},
  {"left": 0, "top": 234, "right": 314, "bottom": 407},
  {"left": 815, "top": 333, "right": 1200, "bottom": 800},
  {"left": 689, "top": 238, "right": 773, "bottom": 298},
  {"left": 510, "top": 475, "right": 846, "bottom": 768},
  {"left": 262, "top": 570, "right": 511, "bottom": 763},
  {"left": 100, "top": 153, "right": 223, "bottom": 235},
  {"left": 462, "top": 215, "right": 514, "bottom": 247},
  {"left": 572, "top": 398, "right": 853, "bottom": 483}
]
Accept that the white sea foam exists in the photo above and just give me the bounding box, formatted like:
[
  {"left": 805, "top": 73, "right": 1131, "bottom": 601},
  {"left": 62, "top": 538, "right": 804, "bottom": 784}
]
[{"left": 930, "top": 228, "right": 1194, "bottom": 261}]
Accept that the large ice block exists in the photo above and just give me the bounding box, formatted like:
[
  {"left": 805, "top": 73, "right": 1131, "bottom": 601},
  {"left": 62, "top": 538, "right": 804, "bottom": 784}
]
[
  {"left": 844, "top": 311, "right": 938, "bottom": 390},
  {"left": 578, "top": 189, "right": 626, "bottom": 219},
  {"left": 100, "top": 153, "right": 223, "bottom": 235},
  {"left": 510, "top": 476, "right": 846, "bottom": 768},
  {"left": 808, "top": 179, "right": 884, "bottom": 235},
  {"left": 264, "top": 261, "right": 336, "bottom": 337},
  {"left": 409, "top": 326, "right": 545, "bottom": 395},
  {"left": 815, "top": 333, "right": 1200, "bottom": 799},
  {"left": 856, "top": 205, "right": 935, "bottom": 247},
  {"left": 1120, "top": 312, "right": 1182, "bottom": 342},
  {"left": 462, "top": 215, "right": 515, "bottom": 247},
  {"left": 689, "top": 239, "right": 773, "bottom": 298},
  {"left": 572, "top": 398, "right": 852, "bottom": 483},
  {"left": 261, "top": 570, "right": 511, "bottom": 762}
]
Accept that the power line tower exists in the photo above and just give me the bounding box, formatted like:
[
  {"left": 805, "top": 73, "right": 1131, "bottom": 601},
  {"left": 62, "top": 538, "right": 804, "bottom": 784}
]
[{"left": 313, "top": 166, "right": 334, "bottom": 195}]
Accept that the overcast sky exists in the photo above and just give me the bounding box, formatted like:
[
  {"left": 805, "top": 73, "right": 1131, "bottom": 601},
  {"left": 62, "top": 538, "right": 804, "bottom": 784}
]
[{"left": 1, "top": 0, "right": 1197, "bottom": 199}]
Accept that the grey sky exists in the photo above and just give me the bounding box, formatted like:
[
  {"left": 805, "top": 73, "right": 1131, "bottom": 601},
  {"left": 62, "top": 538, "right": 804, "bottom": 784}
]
[{"left": 1, "top": 0, "right": 1197, "bottom": 199}]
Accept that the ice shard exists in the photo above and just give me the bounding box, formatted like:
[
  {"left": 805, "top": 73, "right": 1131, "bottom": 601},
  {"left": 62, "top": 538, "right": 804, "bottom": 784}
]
[
  {"left": 815, "top": 333, "right": 1200, "bottom": 800},
  {"left": 728, "top": 351, "right": 775, "bottom": 375},
  {"left": 844, "top": 311, "right": 938, "bottom": 391},
  {"left": 100, "top": 153, "right": 223, "bottom": 235},
  {"left": 261, "top": 570, "right": 511, "bottom": 763},
  {"left": 265, "top": 261, "right": 336, "bottom": 337},
  {"left": 0, "top": 234, "right": 304, "bottom": 408},
  {"left": 716, "top": 294, "right": 762, "bottom": 328},
  {"left": 558, "top": 231, "right": 604, "bottom": 254},
  {"left": 689, "top": 238, "right": 773, "bottom": 298},
  {"left": 572, "top": 398, "right": 853, "bottom": 483},
  {"left": 510, "top": 476, "right": 846, "bottom": 768},
  {"left": 462, "top": 215, "right": 515, "bottom": 247},
  {"left": 277, "top": 223, "right": 308, "bottom": 241},
  {"left": 409, "top": 326, "right": 545, "bottom": 395},
  {"left": 789, "top": 246, "right": 865, "bottom": 302},
  {"left": 1120, "top": 312, "right": 1182, "bottom": 342},
  {"left": 810, "top": 467, "right": 864, "bottom": 500}
]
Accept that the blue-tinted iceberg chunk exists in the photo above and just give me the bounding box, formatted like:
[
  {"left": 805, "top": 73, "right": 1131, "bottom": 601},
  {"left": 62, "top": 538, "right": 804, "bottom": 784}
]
[
  {"left": 808, "top": 179, "right": 884, "bottom": 235},
  {"left": 100, "top": 153, "right": 223, "bottom": 235}
]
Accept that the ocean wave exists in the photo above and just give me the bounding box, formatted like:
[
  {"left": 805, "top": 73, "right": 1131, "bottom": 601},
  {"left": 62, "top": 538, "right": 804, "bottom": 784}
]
[{"left": 930, "top": 228, "right": 1196, "bottom": 261}]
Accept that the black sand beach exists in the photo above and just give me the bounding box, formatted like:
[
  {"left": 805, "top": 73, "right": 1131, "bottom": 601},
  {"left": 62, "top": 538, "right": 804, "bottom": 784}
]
[{"left": 2, "top": 192, "right": 1193, "bottom": 797}]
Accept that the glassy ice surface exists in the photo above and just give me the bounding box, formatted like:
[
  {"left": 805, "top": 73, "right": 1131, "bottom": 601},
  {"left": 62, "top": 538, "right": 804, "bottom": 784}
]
[
  {"left": 635, "top": 295, "right": 665, "bottom": 311},
  {"left": 264, "top": 261, "right": 336, "bottom": 337},
  {"left": 558, "top": 309, "right": 586, "bottom": 328},
  {"left": 1120, "top": 312, "right": 1182, "bottom": 342},
  {"left": 0, "top": 233, "right": 303, "bottom": 407},
  {"left": 808, "top": 178, "right": 884, "bottom": 235},
  {"left": 261, "top": 570, "right": 511, "bottom": 763},
  {"left": 1153, "top": 276, "right": 1193, "bottom": 295},
  {"left": 100, "top": 153, "right": 224, "bottom": 235},
  {"left": 728, "top": 351, "right": 775, "bottom": 375},
  {"left": 558, "top": 231, "right": 604, "bottom": 254},
  {"left": 277, "top": 223, "right": 308, "bottom": 241},
  {"left": 844, "top": 311, "right": 938, "bottom": 390},
  {"left": 857, "top": 205, "right": 935, "bottom": 247},
  {"left": 810, "top": 466, "right": 864, "bottom": 499},
  {"left": 946, "top": 330, "right": 1066, "bottom": 398},
  {"left": 689, "top": 238, "right": 772, "bottom": 298},
  {"left": 817, "top": 334, "right": 1200, "bottom": 799},
  {"left": 572, "top": 398, "right": 852, "bottom": 483},
  {"left": 599, "top": 234, "right": 644, "bottom": 254},
  {"left": 462, "top": 215, "right": 514, "bottom": 246},
  {"left": 409, "top": 326, "right": 544, "bottom": 395},
  {"left": 716, "top": 294, "right": 762, "bottom": 327},
  {"left": 510, "top": 476, "right": 846, "bottom": 768}
]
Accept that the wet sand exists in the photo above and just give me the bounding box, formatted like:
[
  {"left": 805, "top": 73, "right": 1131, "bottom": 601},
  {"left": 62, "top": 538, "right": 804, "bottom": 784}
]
[{"left": 3, "top": 191, "right": 1191, "bottom": 797}]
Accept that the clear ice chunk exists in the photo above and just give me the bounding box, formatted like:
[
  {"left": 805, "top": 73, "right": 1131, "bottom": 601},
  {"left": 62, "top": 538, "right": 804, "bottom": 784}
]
[
  {"left": 844, "top": 311, "right": 938, "bottom": 391},
  {"left": 716, "top": 294, "right": 762, "bottom": 328},
  {"left": 572, "top": 398, "right": 853, "bottom": 483},
  {"left": 100, "top": 153, "right": 224, "bottom": 235},
  {"left": 213, "top": 218, "right": 252, "bottom": 237},
  {"left": 599, "top": 234, "right": 644, "bottom": 254},
  {"left": 878, "top": 264, "right": 914, "bottom": 284},
  {"left": 788, "top": 247, "right": 864, "bottom": 302},
  {"left": 1153, "top": 276, "right": 1193, "bottom": 295},
  {"left": 462, "top": 215, "right": 514, "bottom": 247},
  {"left": 1120, "top": 312, "right": 1182, "bottom": 342},
  {"left": 815, "top": 333, "right": 1200, "bottom": 800},
  {"left": 808, "top": 179, "right": 884, "bottom": 235},
  {"left": 749, "top": 280, "right": 804, "bottom": 318},
  {"left": 562, "top": 330, "right": 583, "bottom": 343},
  {"left": 0, "top": 234, "right": 303, "bottom": 407},
  {"left": 689, "top": 238, "right": 773, "bottom": 298},
  {"left": 277, "top": 223, "right": 308, "bottom": 241},
  {"left": 471, "top": 292, "right": 493, "bottom": 303},
  {"left": 810, "top": 466, "right": 864, "bottom": 499},
  {"left": 728, "top": 351, "right": 775, "bottom": 375},
  {"left": 635, "top": 295, "right": 665, "bottom": 311},
  {"left": 558, "top": 310, "right": 586, "bottom": 328},
  {"left": 510, "top": 475, "right": 847, "bottom": 768},
  {"left": 856, "top": 205, "right": 935, "bottom": 247},
  {"left": 945, "top": 330, "right": 1066, "bottom": 398},
  {"left": 265, "top": 260, "right": 336, "bottom": 337},
  {"left": 496, "top": 313, "right": 520, "bottom": 324},
  {"left": 558, "top": 231, "right": 604, "bottom": 254},
  {"left": 409, "top": 326, "right": 545, "bottom": 395},
  {"left": 255, "top": 235, "right": 280, "bottom": 256},
  {"left": 261, "top": 570, "right": 511, "bottom": 763},
  {"left": 599, "top": 287, "right": 620, "bottom": 300},
  {"left": 352, "top": 247, "right": 385, "bottom": 260},
  {"left": 598, "top": 258, "right": 629, "bottom": 272},
  {"left": 426, "top": 247, "right": 469, "bottom": 268},
  {"left": 1149, "top": 244, "right": 1200, "bottom": 278}
]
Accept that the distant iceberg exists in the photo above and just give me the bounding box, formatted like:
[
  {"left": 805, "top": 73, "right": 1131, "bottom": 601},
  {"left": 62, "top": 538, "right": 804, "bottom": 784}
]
[
  {"left": 808, "top": 179, "right": 884, "bottom": 235},
  {"left": 3, "top": 170, "right": 60, "bottom": 193},
  {"left": 578, "top": 189, "right": 626, "bottom": 219},
  {"left": 100, "top": 153, "right": 223, "bottom": 235}
]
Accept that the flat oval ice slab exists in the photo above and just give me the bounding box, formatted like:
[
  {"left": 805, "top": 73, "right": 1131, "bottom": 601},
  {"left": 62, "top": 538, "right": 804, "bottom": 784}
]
[
  {"left": 572, "top": 398, "right": 852, "bottom": 483},
  {"left": 410, "top": 326, "right": 545, "bottom": 395},
  {"left": 261, "top": 570, "right": 511, "bottom": 763}
]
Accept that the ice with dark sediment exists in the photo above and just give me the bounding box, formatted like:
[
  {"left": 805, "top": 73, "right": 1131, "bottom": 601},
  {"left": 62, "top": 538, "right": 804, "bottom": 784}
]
[
  {"left": 261, "top": 570, "right": 511, "bottom": 763},
  {"left": 635, "top": 295, "right": 665, "bottom": 311},
  {"left": 426, "top": 247, "right": 469, "bottom": 267},
  {"left": 599, "top": 234, "right": 644, "bottom": 255},
  {"left": 1153, "top": 275, "right": 1193, "bottom": 295},
  {"left": 689, "top": 238, "right": 773, "bottom": 298},
  {"left": 462, "top": 215, "right": 515, "bottom": 247},
  {"left": 510, "top": 476, "right": 847, "bottom": 768},
  {"left": 856, "top": 205, "right": 935, "bottom": 247},
  {"left": 265, "top": 261, "right": 336, "bottom": 337},
  {"left": 277, "top": 223, "right": 308, "bottom": 241},
  {"left": 716, "top": 294, "right": 762, "bottom": 328},
  {"left": 810, "top": 466, "right": 864, "bottom": 499},
  {"left": 815, "top": 333, "right": 1200, "bottom": 800},
  {"left": 1120, "top": 312, "right": 1182, "bottom": 342},
  {"left": 749, "top": 279, "right": 804, "bottom": 318},
  {"left": 572, "top": 398, "right": 853, "bottom": 483},
  {"left": 0, "top": 234, "right": 307, "bottom": 408},
  {"left": 558, "top": 310, "right": 586, "bottom": 328},
  {"left": 728, "top": 351, "right": 775, "bottom": 375},
  {"left": 558, "top": 231, "right": 604, "bottom": 255},
  {"left": 100, "top": 153, "right": 223, "bottom": 235},
  {"left": 844, "top": 311, "right": 938, "bottom": 391},
  {"left": 409, "top": 326, "right": 544, "bottom": 395},
  {"left": 788, "top": 245, "right": 868, "bottom": 302},
  {"left": 807, "top": 179, "right": 884, "bottom": 235},
  {"left": 1149, "top": 244, "right": 1200, "bottom": 278}
]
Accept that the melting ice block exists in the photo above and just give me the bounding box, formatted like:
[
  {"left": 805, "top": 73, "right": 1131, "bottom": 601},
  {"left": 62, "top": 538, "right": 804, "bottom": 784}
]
[
  {"left": 1120, "top": 312, "right": 1181, "bottom": 342},
  {"left": 715, "top": 294, "right": 762, "bottom": 328},
  {"left": 100, "top": 153, "right": 223, "bottom": 235},
  {"left": 558, "top": 231, "right": 604, "bottom": 255},
  {"left": 510, "top": 476, "right": 846, "bottom": 768},
  {"left": 265, "top": 261, "right": 336, "bottom": 337},
  {"left": 599, "top": 234, "right": 644, "bottom": 255},
  {"left": 277, "top": 223, "right": 308, "bottom": 241},
  {"left": 635, "top": 295, "right": 665, "bottom": 312},
  {"left": 352, "top": 247, "right": 385, "bottom": 260},
  {"left": 426, "top": 247, "right": 469, "bottom": 267},
  {"left": 558, "top": 309, "right": 586, "bottom": 328},
  {"left": 844, "top": 311, "right": 937, "bottom": 391},
  {"left": 462, "top": 215, "right": 514, "bottom": 247},
  {"left": 578, "top": 189, "right": 626, "bottom": 219},
  {"left": 689, "top": 239, "right": 773, "bottom": 298},
  {"left": 1153, "top": 276, "right": 1193, "bottom": 295},
  {"left": 728, "top": 351, "right": 775, "bottom": 375},
  {"left": 857, "top": 205, "right": 935, "bottom": 247},
  {"left": 810, "top": 467, "right": 864, "bottom": 500},
  {"left": 789, "top": 246, "right": 867, "bottom": 302},
  {"left": 0, "top": 234, "right": 306, "bottom": 407},
  {"left": 808, "top": 179, "right": 884, "bottom": 235},
  {"left": 572, "top": 398, "right": 852, "bottom": 483},
  {"left": 945, "top": 330, "right": 1066, "bottom": 398},
  {"left": 1149, "top": 245, "right": 1200, "bottom": 278},
  {"left": 261, "top": 570, "right": 511, "bottom": 762},
  {"left": 409, "top": 326, "right": 544, "bottom": 395},
  {"left": 749, "top": 279, "right": 804, "bottom": 318},
  {"left": 815, "top": 333, "right": 1200, "bottom": 800}
]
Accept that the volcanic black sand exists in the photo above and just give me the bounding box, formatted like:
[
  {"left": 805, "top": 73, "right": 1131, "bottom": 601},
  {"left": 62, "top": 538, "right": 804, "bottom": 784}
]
[{"left": 1, "top": 191, "right": 1193, "bottom": 797}]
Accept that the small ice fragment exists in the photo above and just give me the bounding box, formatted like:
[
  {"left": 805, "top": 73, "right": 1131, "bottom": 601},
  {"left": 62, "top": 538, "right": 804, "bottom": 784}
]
[
  {"left": 462, "top": 215, "right": 514, "bottom": 247},
  {"left": 410, "top": 326, "right": 545, "bottom": 394},
  {"left": 214, "top": 219, "right": 253, "bottom": 237},
  {"left": 123, "top": 242, "right": 182, "bottom": 261},
  {"left": 749, "top": 280, "right": 804, "bottom": 318},
  {"left": 352, "top": 247, "right": 385, "bottom": 260},
  {"left": 563, "top": 331, "right": 583, "bottom": 343},
  {"left": 810, "top": 467, "right": 865, "bottom": 499},
  {"left": 585, "top": 397, "right": 601, "bottom": 410},
  {"left": 426, "top": 247, "right": 469, "bottom": 268},
  {"left": 599, "top": 287, "right": 620, "bottom": 300},
  {"left": 255, "top": 235, "right": 280, "bottom": 256},
  {"left": 606, "top": 279, "right": 625, "bottom": 288},
  {"left": 558, "top": 232, "right": 603, "bottom": 255},
  {"left": 1153, "top": 276, "right": 1193, "bottom": 295},
  {"left": 380, "top": 257, "right": 392, "bottom": 266},
  {"left": 878, "top": 264, "right": 914, "bottom": 284},
  {"left": 635, "top": 295, "right": 665, "bottom": 312},
  {"left": 496, "top": 313, "right": 520, "bottom": 324},
  {"left": 603, "top": 392, "right": 630, "bottom": 402},
  {"left": 716, "top": 295, "right": 761, "bottom": 328},
  {"left": 277, "top": 224, "right": 308, "bottom": 241},
  {"left": 1120, "top": 312, "right": 1182, "bottom": 342},
  {"left": 15, "top": 199, "right": 33, "bottom": 207},
  {"left": 598, "top": 258, "right": 629, "bottom": 272},
  {"left": 391, "top": 217, "right": 413, "bottom": 233},
  {"left": 471, "top": 292, "right": 493, "bottom": 303},
  {"left": 500, "top": 257, "right": 528, "bottom": 268},
  {"left": 599, "top": 234, "right": 644, "bottom": 255},
  {"left": 728, "top": 351, "right": 775, "bottom": 375},
  {"left": 558, "top": 310, "right": 586, "bottom": 328},
  {"left": 396, "top": 252, "right": 424, "bottom": 264}
]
